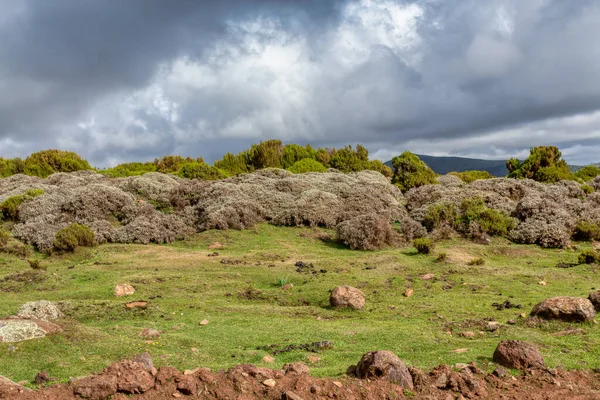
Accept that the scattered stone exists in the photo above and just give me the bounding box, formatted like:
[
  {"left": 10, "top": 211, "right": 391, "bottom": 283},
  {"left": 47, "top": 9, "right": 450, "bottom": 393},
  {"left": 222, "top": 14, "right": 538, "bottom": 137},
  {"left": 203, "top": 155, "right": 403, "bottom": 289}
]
[
  {"left": 133, "top": 352, "right": 155, "bottom": 375},
  {"left": 114, "top": 284, "right": 135, "bottom": 297},
  {"left": 34, "top": 371, "right": 51, "bottom": 385},
  {"left": 491, "top": 300, "right": 522, "bottom": 310},
  {"left": 507, "top": 320, "right": 517, "bottom": 325},
  {"left": 352, "top": 350, "right": 414, "bottom": 389},
  {"left": 404, "top": 288, "right": 414, "bottom": 297},
  {"left": 307, "top": 355, "right": 321, "bottom": 364},
  {"left": 72, "top": 375, "right": 118, "bottom": 400},
  {"left": 104, "top": 360, "right": 155, "bottom": 394},
  {"left": 282, "top": 391, "right": 305, "bottom": 400},
  {"left": 191, "top": 348, "right": 198, "bottom": 353},
  {"left": 0, "top": 318, "right": 62, "bottom": 343},
  {"left": 208, "top": 242, "right": 224, "bottom": 250},
  {"left": 283, "top": 363, "right": 310, "bottom": 375},
  {"left": 538, "top": 281, "right": 547, "bottom": 286},
  {"left": 208, "top": 252, "right": 219, "bottom": 257},
  {"left": 138, "top": 328, "right": 162, "bottom": 339},
  {"left": 493, "top": 340, "right": 545, "bottom": 370},
  {"left": 492, "top": 366, "right": 508, "bottom": 378},
  {"left": 588, "top": 290, "right": 600, "bottom": 311},
  {"left": 263, "top": 378, "right": 276, "bottom": 387},
  {"left": 199, "top": 319, "right": 209, "bottom": 326},
  {"left": 329, "top": 286, "right": 366, "bottom": 310},
  {"left": 176, "top": 375, "right": 197, "bottom": 395},
  {"left": 125, "top": 301, "right": 148, "bottom": 309},
  {"left": 332, "top": 381, "right": 342, "bottom": 388},
  {"left": 530, "top": 297, "right": 595, "bottom": 322},
  {"left": 552, "top": 328, "right": 585, "bottom": 337},
  {"left": 486, "top": 321, "right": 500, "bottom": 332},
  {"left": 460, "top": 331, "right": 475, "bottom": 338},
  {"left": 420, "top": 273, "right": 435, "bottom": 280},
  {"left": 263, "top": 355, "right": 275, "bottom": 363}
]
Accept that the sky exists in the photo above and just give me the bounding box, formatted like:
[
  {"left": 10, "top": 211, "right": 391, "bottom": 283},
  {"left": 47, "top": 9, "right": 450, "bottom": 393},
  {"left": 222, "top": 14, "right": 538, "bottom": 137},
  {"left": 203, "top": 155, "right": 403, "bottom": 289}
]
[{"left": 1, "top": 0, "right": 600, "bottom": 167}]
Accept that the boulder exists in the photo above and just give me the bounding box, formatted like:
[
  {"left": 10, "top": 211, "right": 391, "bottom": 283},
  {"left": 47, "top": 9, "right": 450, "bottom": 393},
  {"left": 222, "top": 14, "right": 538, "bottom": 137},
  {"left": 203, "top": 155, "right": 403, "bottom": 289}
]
[
  {"left": 493, "top": 340, "right": 545, "bottom": 370},
  {"left": 138, "top": 328, "right": 162, "bottom": 339},
  {"left": 115, "top": 284, "right": 135, "bottom": 297},
  {"left": 17, "top": 301, "right": 63, "bottom": 320},
  {"left": 283, "top": 362, "right": 310, "bottom": 375},
  {"left": 530, "top": 296, "right": 595, "bottom": 322},
  {"left": 351, "top": 351, "right": 414, "bottom": 390},
  {"left": 329, "top": 286, "right": 366, "bottom": 310},
  {"left": 103, "top": 360, "right": 155, "bottom": 394},
  {"left": 0, "top": 318, "right": 62, "bottom": 343},
  {"left": 588, "top": 290, "right": 600, "bottom": 311},
  {"left": 73, "top": 375, "right": 118, "bottom": 400}
]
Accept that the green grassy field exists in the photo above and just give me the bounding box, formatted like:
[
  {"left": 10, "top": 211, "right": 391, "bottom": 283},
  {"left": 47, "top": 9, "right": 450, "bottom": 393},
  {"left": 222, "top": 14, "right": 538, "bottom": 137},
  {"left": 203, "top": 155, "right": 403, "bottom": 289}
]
[{"left": 0, "top": 224, "right": 598, "bottom": 384}]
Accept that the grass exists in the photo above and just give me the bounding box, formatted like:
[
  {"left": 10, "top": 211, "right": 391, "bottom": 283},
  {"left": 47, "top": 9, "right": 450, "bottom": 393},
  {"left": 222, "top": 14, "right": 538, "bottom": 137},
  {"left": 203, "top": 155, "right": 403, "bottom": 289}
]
[{"left": 0, "top": 223, "right": 599, "bottom": 385}]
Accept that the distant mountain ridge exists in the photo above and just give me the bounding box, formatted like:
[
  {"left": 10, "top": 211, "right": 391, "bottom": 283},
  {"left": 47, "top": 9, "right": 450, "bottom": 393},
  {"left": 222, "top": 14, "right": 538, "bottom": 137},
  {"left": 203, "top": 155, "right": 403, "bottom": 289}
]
[{"left": 384, "top": 154, "right": 593, "bottom": 177}]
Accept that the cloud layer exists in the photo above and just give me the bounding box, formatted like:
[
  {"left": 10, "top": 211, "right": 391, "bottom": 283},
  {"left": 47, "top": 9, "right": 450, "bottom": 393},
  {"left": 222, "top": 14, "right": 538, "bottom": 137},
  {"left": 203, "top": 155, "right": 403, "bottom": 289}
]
[{"left": 1, "top": 0, "right": 600, "bottom": 166}]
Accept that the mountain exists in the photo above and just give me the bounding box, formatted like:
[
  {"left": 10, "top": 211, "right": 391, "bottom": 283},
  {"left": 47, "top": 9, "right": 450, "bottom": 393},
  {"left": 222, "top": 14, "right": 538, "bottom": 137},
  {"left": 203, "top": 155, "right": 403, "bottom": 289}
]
[{"left": 385, "top": 154, "right": 509, "bottom": 177}]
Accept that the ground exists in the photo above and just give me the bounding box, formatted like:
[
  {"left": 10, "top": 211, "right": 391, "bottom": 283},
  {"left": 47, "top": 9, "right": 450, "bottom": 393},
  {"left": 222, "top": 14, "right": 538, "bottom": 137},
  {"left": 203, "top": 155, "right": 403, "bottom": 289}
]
[{"left": 0, "top": 224, "right": 599, "bottom": 389}]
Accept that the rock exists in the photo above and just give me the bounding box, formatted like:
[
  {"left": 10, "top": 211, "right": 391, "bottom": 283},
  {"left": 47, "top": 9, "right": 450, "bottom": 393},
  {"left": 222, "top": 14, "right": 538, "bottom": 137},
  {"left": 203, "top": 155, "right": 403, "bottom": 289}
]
[
  {"left": 0, "top": 375, "right": 29, "bottom": 397},
  {"left": 103, "top": 360, "right": 155, "bottom": 394},
  {"left": 353, "top": 350, "right": 414, "bottom": 390},
  {"left": 282, "top": 391, "right": 305, "bottom": 400},
  {"left": 332, "top": 381, "right": 342, "bottom": 388},
  {"left": 263, "top": 355, "right": 275, "bottom": 363},
  {"left": 283, "top": 362, "right": 310, "bottom": 375},
  {"left": 404, "top": 288, "right": 414, "bottom": 297},
  {"left": 125, "top": 301, "right": 148, "bottom": 309},
  {"left": 114, "top": 284, "right": 135, "bottom": 297},
  {"left": 176, "top": 375, "right": 197, "bottom": 395},
  {"left": 487, "top": 321, "right": 500, "bottom": 332},
  {"left": 460, "top": 331, "right": 475, "bottom": 338},
  {"left": 307, "top": 356, "right": 321, "bottom": 364},
  {"left": 588, "top": 290, "right": 600, "bottom": 311},
  {"left": 329, "top": 286, "right": 366, "bottom": 310},
  {"left": 17, "top": 301, "right": 63, "bottom": 320},
  {"left": 538, "top": 281, "right": 547, "bottom": 286},
  {"left": 34, "top": 371, "right": 51, "bottom": 385},
  {"left": 138, "top": 328, "right": 162, "bottom": 339},
  {"left": 420, "top": 273, "right": 435, "bottom": 280},
  {"left": 199, "top": 319, "right": 209, "bottom": 326},
  {"left": 133, "top": 352, "right": 155, "bottom": 374},
  {"left": 0, "top": 318, "right": 62, "bottom": 343},
  {"left": 493, "top": 340, "right": 545, "bottom": 370},
  {"left": 263, "top": 378, "right": 276, "bottom": 387},
  {"left": 492, "top": 367, "right": 508, "bottom": 378},
  {"left": 73, "top": 375, "right": 118, "bottom": 400},
  {"left": 530, "top": 297, "right": 595, "bottom": 322}
]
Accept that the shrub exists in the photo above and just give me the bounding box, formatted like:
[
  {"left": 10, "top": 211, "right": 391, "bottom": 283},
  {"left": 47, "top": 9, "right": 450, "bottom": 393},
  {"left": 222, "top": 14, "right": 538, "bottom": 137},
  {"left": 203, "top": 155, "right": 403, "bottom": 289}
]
[
  {"left": 0, "top": 228, "right": 9, "bottom": 248},
  {"left": 574, "top": 220, "right": 600, "bottom": 241},
  {"left": 53, "top": 223, "right": 95, "bottom": 252},
  {"left": 459, "top": 197, "right": 515, "bottom": 236},
  {"left": 367, "top": 160, "right": 392, "bottom": 178},
  {"left": 467, "top": 258, "right": 485, "bottom": 266},
  {"left": 287, "top": 158, "right": 327, "bottom": 174},
  {"left": 435, "top": 252, "right": 447, "bottom": 263},
  {"left": 336, "top": 213, "right": 397, "bottom": 250},
  {"left": 154, "top": 155, "right": 198, "bottom": 174},
  {"left": 282, "top": 144, "right": 317, "bottom": 169},
  {"left": 578, "top": 249, "right": 600, "bottom": 265},
  {"left": 413, "top": 237, "right": 434, "bottom": 254},
  {"left": 398, "top": 217, "right": 427, "bottom": 241},
  {"left": 102, "top": 162, "right": 157, "bottom": 177},
  {"left": 449, "top": 170, "right": 493, "bottom": 183},
  {"left": 575, "top": 165, "right": 600, "bottom": 182},
  {"left": 391, "top": 151, "right": 438, "bottom": 192},
  {"left": 581, "top": 184, "right": 594, "bottom": 194},
  {"left": 507, "top": 146, "right": 573, "bottom": 182},
  {"left": 0, "top": 157, "right": 25, "bottom": 177},
  {"left": 177, "top": 162, "right": 227, "bottom": 180},
  {"left": 0, "top": 189, "right": 45, "bottom": 220},
  {"left": 28, "top": 259, "right": 45, "bottom": 270},
  {"left": 23, "top": 150, "right": 92, "bottom": 177},
  {"left": 423, "top": 203, "right": 457, "bottom": 232}
]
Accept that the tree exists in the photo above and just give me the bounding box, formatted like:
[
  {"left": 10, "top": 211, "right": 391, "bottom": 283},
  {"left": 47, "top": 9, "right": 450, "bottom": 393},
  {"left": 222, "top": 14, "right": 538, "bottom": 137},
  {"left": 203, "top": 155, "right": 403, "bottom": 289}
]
[
  {"left": 507, "top": 146, "right": 573, "bottom": 183},
  {"left": 391, "top": 151, "right": 437, "bottom": 192}
]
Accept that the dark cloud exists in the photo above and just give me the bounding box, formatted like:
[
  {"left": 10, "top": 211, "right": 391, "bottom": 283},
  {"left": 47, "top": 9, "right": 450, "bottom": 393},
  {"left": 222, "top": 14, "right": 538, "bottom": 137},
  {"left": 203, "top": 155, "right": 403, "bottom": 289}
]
[{"left": 1, "top": 0, "right": 600, "bottom": 166}]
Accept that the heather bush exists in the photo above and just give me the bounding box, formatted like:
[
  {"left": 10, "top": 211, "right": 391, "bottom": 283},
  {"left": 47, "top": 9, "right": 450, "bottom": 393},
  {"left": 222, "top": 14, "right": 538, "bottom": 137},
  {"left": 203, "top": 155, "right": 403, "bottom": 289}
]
[
  {"left": 102, "top": 162, "right": 157, "bottom": 177},
  {"left": 287, "top": 158, "right": 327, "bottom": 174},
  {"left": 53, "top": 223, "right": 95, "bottom": 252},
  {"left": 23, "top": 150, "right": 92, "bottom": 178},
  {"left": 449, "top": 170, "right": 493, "bottom": 183},
  {"left": 422, "top": 203, "right": 458, "bottom": 231},
  {"left": 281, "top": 144, "right": 318, "bottom": 169},
  {"left": 336, "top": 213, "right": 397, "bottom": 250},
  {"left": 458, "top": 197, "right": 515, "bottom": 236},
  {"left": 413, "top": 237, "right": 434, "bottom": 254},
  {"left": 398, "top": 217, "right": 427, "bottom": 241},
  {"left": 391, "top": 151, "right": 437, "bottom": 192},
  {"left": 0, "top": 189, "right": 44, "bottom": 220},
  {"left": 177, "top": 162, "right": 227, "bottom": 180},
  {"left": 0, "top": 228, "right": 9, "bottom": 248},
  {"left": 28, "top": 259, "right": 45, "bottom": 270},
  {"left": 574, "top": 220, "right": 600, "bottom": 241},
  {"left": 579, "top": 249, "right": 600, "bottom": 265},
  {"left": 0, "top": 157, "right": 25, "bottom": 177},
  {"left": 575, "top": 165, "right": 600, "bottom": 182},
  {"left": 154, "top": 155, "right": 198, "bottom": 173}
]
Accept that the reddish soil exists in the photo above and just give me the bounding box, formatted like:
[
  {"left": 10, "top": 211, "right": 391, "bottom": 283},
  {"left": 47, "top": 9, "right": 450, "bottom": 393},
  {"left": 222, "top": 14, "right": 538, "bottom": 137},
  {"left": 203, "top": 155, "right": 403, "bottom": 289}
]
[{"left": 2, "top": 357, "right": 600, "bottom": 400}]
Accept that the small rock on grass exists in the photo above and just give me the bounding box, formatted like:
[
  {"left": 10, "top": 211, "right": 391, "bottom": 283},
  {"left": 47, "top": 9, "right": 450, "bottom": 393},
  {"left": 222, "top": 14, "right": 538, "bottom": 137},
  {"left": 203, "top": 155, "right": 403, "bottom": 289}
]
[
  {"left": 404, "top": 288, "right": 414, "bottom": 297},
  {"left": 262, "top": 378, "right": 276, "bottom": 387},
  {"left": 115, "top": 284, "right": 135, "bottom": 297},
  {"left": 263, "top": 355, "right": 275, "bottom": 363},
  {"left": 199, "top": 319, "right": 209, "bottom": 326}
]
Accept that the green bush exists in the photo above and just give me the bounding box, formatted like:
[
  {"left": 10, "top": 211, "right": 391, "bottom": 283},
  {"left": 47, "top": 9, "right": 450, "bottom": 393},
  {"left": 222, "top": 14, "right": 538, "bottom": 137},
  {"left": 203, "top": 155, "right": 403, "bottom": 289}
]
[
  {"left": 0, "top": 157, "right": 25, "bottom": 177},
  {"left": 102, "top": 162, "right": 157, "bottom": 177},
  {"left": 0, "top": 228, "right": 9, "bottom": 248},
  {"left": 0, "top": 189, "right": 44, "bottom": 220},
  {"left": 507, "top": 146, "right": 573, "bottom": 182},
  {"left": 177, "top": 162, "right": 227, "bottom": 180},
  {"left": 391, "top": 151, "right": 437, "bottom": 192},
  {"left": 581, "top": 185, "right": 595, "bottom": 194},
  {"left": 449, "top": 170, "right": 493, "bottom": 183},
  {"left": 459, "top": 197, "right": 515, "bottom": 236},
  {"left": 28, "top": 259, "right": 45, "bottom": 270},
  {"left": 413, "top": 237, "right": 434, "bottom": 254},
  {"left": 435, "top": 252, "right": 447, "bottom": 263},
  {"left": 575, "top": 165, "right": 600, "bottom": 182},
  {"left": 574, "top": 220, "right": 600, "bottom": 241},
  {"left": 282, "top": 144, "right": 317, "bottom": 169},
  {"left": 578, "top": 249, "right": 600, "bottom": 265},
  {"left": 467, "top": 258, "right": 485, "bottom": 266},
  {"left": 287, "top": 158, "right": 327, "bottom": 174},
  {"left": 53, "top": 223, "right": 95, "bottom": 252},
  {"left": 23, "top": 150, "right": 92, "bottom": 177},
  {"left": 423, "top": 203, "right": 457, "bottom": 231}
]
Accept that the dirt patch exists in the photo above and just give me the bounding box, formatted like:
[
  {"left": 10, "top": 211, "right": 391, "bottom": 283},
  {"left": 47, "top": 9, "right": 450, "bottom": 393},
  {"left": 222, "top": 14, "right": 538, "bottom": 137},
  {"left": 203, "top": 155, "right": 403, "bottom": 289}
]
[
  {"left": 445, "top": 248, "right": 478, "bottom": 264},
  {"left": 3, "top": 356, "right": 600, "bottom": 400}
]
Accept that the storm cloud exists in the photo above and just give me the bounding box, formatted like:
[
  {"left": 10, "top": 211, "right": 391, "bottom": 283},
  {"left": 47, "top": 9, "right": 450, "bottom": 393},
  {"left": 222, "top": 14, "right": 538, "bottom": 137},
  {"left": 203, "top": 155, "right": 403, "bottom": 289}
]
[{"left": 1, "top": 0, "right": 600, "bottom": 166}]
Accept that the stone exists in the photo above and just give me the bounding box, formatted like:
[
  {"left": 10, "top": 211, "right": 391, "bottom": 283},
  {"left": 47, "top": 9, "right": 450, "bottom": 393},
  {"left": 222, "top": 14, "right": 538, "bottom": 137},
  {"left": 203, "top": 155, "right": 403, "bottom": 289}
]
[
  {"left": 0, "top": 318, "right": 62, "bottom": 343},
  {"left": 72, "top": 375, "right": 118, "bottom": 400},
  {"left": 588, "top": 290, "right": 600, "bottom": 311},
  {"left": 282, "top": 391, "right": 305, "bottom": 400},
  {"left": 176, "top": 375, "right": 197, "bottom": 395},
  {"left": 125, "top": 301, "right": 148, "bottom": 309},
  {"left": 114, "top": 284, "right": 135, "bottom": 297},
  {"left": 263, "top": 355, "right": 275, "bottom": 363},
  {"left": 138, "top": 328, "right": 162, "bottom": 339},
  {"left": 17, "top": 301, "right": 63, "bottom": 320},
  {"left": 404, "top": 288, "right": 414, "bottom": 297},
  {"left": 530, "top": 297, "right": 595, "bottom": 322},
  {"left": 283, "top": 362, "right": 310, "bottom": 375},
  {"left": 492, "top": 367, "right": 508, "bottom": 378},
  {"left": 34, "top": 371, "right": 51, "bottom": 385},
  {"left": 353, "top": 350, "right": 414, "bottom": 390},
  {"left": 332, "top": 381, "right": 342, "bottom": 388},
  {"left": 329, "top": 286, "right": 366, "bottom": 310},
  {"left": 133, "top": 352, "right": 155, "bottom": 374},
  {"left": 103, "top": 360, "right": 155, "bottom": 394},
  {"left": 420, "top": 274, "right": 435, "bottom": 280},
  {"left": 263, "top": 378, "right": 276, "bottom": 387},
  {"left": 486, "top": 321, "right": 500, "bottom": 332},
  {"left": 460, "top": 331, "right": 475, "bottom": 338},
  {"left": 199, "top": 319, "right": 209, "bottom": 326},
  {"left": 307, "top": 355, "right": 321, "bottom": 364},
  {"left": 493, "top": 340, "right": 545, "bottom": 370}
]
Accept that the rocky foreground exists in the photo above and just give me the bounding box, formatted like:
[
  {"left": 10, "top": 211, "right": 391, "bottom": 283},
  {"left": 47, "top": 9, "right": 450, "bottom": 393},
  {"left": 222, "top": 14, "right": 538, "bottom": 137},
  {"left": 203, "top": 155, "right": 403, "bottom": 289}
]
[{"left": 2, "top": 348, "right": 600, "bottom": 400}]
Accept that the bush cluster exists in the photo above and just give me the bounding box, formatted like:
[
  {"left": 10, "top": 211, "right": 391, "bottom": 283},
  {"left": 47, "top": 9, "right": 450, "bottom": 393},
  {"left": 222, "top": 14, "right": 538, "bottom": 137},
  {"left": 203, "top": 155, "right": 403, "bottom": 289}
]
[
  {"left": 507, "top": 146, "right": 573, "bottom": 183},
  {"left": 0, "top": 189, "right": 44, "bottom": 220},
  {"left": 413, "top": 237, "right": 434, "bottom": 254},
  {"left": 449, "top": 170, "right": 493, "bottom": 183},
  {"left": 579, "top": 249, "right": 600, "bottom": 265},
  {"left": 53, "top": 223, "right": 95, "bottom": 252},
  {"left": 574, "top": 220, "right": 600, "bottom": 241},
  {"left": 336, "top": 213, "right": 397, "bottom": 250},
  {"left": 391, "top": 152, "right": 438, "bottom": 192}
]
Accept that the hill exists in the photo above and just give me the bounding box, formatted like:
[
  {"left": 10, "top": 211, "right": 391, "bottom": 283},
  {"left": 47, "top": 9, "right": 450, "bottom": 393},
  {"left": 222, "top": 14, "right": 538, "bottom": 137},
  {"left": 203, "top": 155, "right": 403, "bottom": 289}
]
[{"left": 385, "top": 154, "right": 508, "bottom": 176}]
